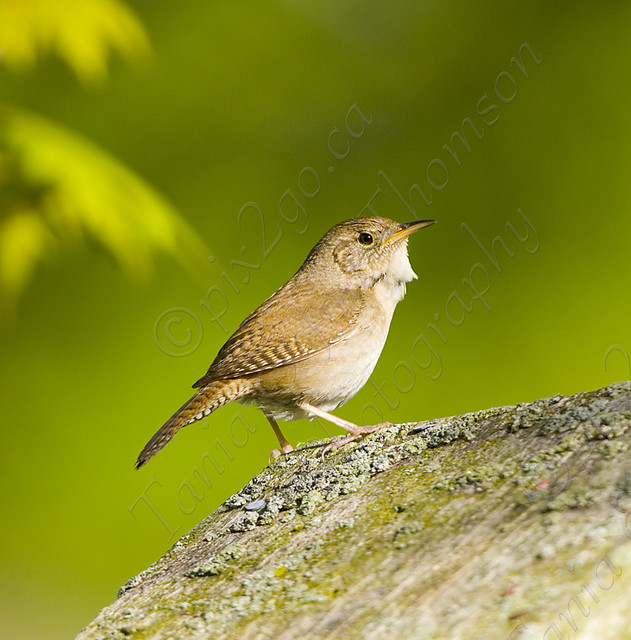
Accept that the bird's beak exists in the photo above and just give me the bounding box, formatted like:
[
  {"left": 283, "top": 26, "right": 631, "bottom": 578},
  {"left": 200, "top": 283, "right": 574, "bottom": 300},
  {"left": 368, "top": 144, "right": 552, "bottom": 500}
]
[{"left": 382, "top": 219, "right": 437, "bottom": 246}]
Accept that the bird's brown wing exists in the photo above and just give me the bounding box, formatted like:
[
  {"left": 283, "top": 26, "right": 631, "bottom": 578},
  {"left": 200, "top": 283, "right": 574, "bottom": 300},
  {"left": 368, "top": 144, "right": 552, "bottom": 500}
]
[{"left": 192, "top": 282, "right": 367, "bottom": 386}]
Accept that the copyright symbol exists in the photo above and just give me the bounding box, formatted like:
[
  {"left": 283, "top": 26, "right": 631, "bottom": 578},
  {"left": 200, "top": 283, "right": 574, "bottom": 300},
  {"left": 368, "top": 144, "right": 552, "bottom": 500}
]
[{"left": 154, "top": 307, "right": 203, "bottom": 357}]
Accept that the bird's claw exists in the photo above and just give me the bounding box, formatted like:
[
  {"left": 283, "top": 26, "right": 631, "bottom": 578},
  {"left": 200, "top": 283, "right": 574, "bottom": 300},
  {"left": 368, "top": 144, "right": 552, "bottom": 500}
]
[
  {"left": 268, "top": 442, "right": 294, "bottom": 465},
  {"left": 320, "top": 423, "right": 391, "bottom": 458},
  {"left": 321, "top": 434, "right": 360, "bottom": 458}
]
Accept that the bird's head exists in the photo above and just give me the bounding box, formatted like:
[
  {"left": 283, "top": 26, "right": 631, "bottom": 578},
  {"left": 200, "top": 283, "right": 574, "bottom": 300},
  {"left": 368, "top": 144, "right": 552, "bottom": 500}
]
[{"left": 303, "top": 216, "right": 436, "bottom": 288}]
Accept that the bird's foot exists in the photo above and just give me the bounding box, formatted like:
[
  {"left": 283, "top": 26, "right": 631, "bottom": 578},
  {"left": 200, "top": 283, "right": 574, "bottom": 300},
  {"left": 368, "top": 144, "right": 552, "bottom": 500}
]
[
  {"left": 321, "top": 422, "right": 391, "bottom": 457},
  {"left": 269, "top": 442, "right": 294, "bottom": 464}
]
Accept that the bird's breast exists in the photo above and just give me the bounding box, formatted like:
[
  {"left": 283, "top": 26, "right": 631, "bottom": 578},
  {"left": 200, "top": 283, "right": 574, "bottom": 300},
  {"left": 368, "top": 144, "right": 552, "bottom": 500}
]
[{"left": 249, "top": 303, "right": 392, "bottom": 420}]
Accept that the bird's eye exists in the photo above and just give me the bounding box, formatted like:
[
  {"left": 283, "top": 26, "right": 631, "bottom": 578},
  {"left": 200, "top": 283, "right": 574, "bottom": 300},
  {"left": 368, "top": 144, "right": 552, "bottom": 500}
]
[{"left": 358, "top": 232, "right": 374, "bottom": 246}]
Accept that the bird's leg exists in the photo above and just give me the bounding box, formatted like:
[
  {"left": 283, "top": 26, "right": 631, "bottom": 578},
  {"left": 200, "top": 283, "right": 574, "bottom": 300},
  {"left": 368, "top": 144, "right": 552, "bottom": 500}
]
[
  {"left": 264, "top": 412, "right": 294, "bottom": 462},
  {"left": 299, "top": 402, "right": 390, "bottom": 454}
]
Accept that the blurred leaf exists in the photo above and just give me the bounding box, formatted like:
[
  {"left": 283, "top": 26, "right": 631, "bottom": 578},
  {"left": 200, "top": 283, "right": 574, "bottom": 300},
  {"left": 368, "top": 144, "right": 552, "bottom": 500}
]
[
  {"left": 0, "top": 0, "right": 149, "bottom": 82},
  {"left": 0, "top": 105, "right": 207, "bottom": 314},
  {"left": 0, "top": 207, "right": 55, "bottom": 304}
]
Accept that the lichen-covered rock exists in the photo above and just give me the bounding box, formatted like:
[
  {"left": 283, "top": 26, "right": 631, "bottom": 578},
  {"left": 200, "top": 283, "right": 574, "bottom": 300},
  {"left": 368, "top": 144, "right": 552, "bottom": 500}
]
[{"left": 76, "top": 382, "right": 631, "bottom": 640}]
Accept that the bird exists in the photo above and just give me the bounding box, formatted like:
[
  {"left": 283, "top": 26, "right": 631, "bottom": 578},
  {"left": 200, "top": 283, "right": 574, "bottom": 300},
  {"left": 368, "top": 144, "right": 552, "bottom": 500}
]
[{"left": 136, "top": 216, "right": 436, "bottom": 468}]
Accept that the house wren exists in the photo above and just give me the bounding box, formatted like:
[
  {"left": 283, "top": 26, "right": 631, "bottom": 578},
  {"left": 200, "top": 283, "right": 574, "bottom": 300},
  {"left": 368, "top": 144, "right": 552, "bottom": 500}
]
[{"left": 136, "top": 216, "right": 436, "bottom": 468}]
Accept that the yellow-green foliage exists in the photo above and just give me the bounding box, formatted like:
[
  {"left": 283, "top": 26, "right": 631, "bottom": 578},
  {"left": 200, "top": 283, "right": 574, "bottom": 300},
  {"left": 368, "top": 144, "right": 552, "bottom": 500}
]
[
  {"left": 0, "top": 0, "right": 149, "bottom": 82},
  {"left": 0, "top": 0, "right": 205, "bottom": 313}
]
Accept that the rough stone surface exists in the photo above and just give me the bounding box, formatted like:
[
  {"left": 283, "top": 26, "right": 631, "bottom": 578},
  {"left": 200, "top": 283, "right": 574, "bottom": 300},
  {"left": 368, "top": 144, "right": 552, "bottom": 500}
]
[{"left": 75, "top": 383, "right": 631, "bottom": 640}]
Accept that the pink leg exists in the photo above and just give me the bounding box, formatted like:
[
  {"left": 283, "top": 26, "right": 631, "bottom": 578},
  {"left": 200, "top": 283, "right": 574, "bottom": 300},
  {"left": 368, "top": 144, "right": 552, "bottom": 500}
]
[
  {"left": 299, "top": 402, "right": 390, "bottom": 454},
  {"left": 264, "top": 412, "right": 293, "bottom": 463}
]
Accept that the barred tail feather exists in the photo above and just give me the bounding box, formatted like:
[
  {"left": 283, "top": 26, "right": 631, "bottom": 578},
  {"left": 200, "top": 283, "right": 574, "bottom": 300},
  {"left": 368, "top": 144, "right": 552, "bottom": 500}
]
[{"left": 135, "top": 379, "right": 249, "bottom": 468}]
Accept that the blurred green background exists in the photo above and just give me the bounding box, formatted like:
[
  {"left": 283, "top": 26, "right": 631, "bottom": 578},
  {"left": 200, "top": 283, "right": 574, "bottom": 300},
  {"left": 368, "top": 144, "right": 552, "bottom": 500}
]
[{"left": 1, "top": 1, "right": 630, "bottom": 638}]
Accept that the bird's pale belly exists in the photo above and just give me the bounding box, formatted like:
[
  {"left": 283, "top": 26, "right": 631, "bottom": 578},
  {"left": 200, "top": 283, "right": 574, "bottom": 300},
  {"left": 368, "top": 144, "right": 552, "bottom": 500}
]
[{"left": 241, "top": 323, "right": 389, "bottom": 421}]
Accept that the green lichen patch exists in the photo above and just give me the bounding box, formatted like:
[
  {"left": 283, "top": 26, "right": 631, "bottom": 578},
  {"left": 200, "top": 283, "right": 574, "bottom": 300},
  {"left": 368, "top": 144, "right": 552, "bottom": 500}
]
[{"left": 444, "top": 462, "right": 514, "bottom": 493}]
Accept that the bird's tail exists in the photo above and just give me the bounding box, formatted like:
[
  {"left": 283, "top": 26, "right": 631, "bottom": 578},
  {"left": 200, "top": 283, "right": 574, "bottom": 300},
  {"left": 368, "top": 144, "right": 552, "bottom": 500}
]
[{"left": 136, "top": 379, "right": 250, "bottom": 468}]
